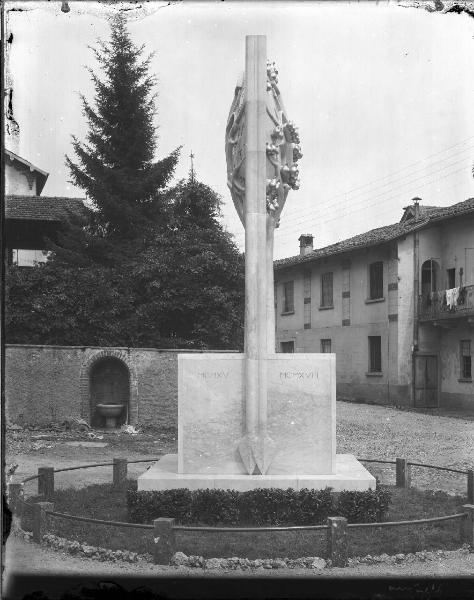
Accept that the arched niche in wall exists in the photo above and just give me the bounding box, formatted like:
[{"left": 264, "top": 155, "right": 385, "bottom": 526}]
[
  {"left": 80, "top": 349, "right": 138, "bottom": 427},
  {"left": 89, "top": 357, "right": 129, "bottom": 428}
]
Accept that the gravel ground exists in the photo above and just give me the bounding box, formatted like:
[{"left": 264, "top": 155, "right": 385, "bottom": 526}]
[
  {"left": 6, "top": 428, "right": 176, "bottom": 491},
  {"left": 336, "top": 401, "right": 474, "bottom": 494},
  {"left": 5, "top": 401, "right": 474, "bottom": 583},
  {"left": 7, "top": 401, "right": 473, "bottom": 492},
  {"left": 4, "top": 532, "right": 474, "bottom": 578}
]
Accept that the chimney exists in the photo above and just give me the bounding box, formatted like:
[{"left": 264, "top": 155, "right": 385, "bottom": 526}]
[
  {"left": 412, "top": 197, "right": 422, "bottom": 220},
  {"left": 298, "top": 234, "right": 314, "bottom": 256}
]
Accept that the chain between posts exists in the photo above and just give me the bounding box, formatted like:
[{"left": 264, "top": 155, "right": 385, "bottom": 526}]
[{"left": 10, "top": 456, "right": 473, "bottom": 564}]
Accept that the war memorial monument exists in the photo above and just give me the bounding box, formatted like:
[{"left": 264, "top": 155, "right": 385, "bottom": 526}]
[{"left": 138, "top": 35, "right": 375, "bottom": 492}]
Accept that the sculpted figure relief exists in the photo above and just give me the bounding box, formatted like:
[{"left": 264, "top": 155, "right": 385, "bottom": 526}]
[{"left": 225, "top": 60, "right": 302, "bottom": 232}]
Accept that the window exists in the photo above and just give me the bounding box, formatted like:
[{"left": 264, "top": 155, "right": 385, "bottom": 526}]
[
  {"left": 12, "top": 249, "right": 50, "bottom": 267},
  {"left": 303, "top": 271, "right": 311, "bottom": 328},
  {"left": 461, "top": 340, "right": 472, "bottom": 380},
  {"left": 281, "top": 341, "right": 294, "bottom": 353},
  {"left": 447, "top": 268, "right": 456, "bottom": 289},
  {"left": 321, "top": 339, "right": 331, "bottom": 353},
  {"left": 369, "top": 262, "right": 384, "bottom": 300},
  {"left": 282, "top": 281, "right": 294, "bottom": 313},
  {"left": 320, "top": 272, "right": 333, "bottom": 307},
  {"left": 368, "top": 336, "right": 382, "bottom": 372},
  {"left": 421, "top": 259, "right": 439, "bottom": 295}
]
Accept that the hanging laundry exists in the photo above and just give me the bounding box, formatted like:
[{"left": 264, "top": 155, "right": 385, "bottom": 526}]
[
  {"left": 446, "top": 288, "right": 454, "bottom": 309},
  {"left": 458, "top": 287, "right": 467, "bottom": 305},
  {"left": 446, "top": 288, "right": 459, "bottom": 309},
  {"left": 453, "top": 287, "right": 460, "bottom": 306}
]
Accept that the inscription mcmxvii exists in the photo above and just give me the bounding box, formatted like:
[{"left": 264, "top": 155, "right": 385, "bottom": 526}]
[{"left": 279, "top": 371, "right": 318, "bottom": 380}]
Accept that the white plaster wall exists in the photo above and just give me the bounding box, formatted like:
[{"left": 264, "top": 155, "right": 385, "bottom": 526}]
[
  {"left": 418, "top": 225, "right": 442, "bottom": 279},
  {"left": 438, "top": 324, "right": 474, "bottom": 394},
  {"left": 5, "top": 160, "right": 34, "bottom": 195},
  {"left": 349, "top": 246, "right": 390, "bottom": 326},
  {"left": 276, "top": 267, "right": 304, "bottom": 333},
  {"left": 418, "top": 322, "right": 441, "bottom": 353},
  {"left": 440, "top": 216, "right": 474, "bottom": 287},
  {"left": 417, "top": 216, "right": 474, "bottom": 288}
]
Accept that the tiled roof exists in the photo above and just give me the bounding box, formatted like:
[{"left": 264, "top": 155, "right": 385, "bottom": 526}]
[
  {"left": 416, "top": 198, "right": 474, "bottom": 221},
  {"left": 5, "top": 195, "right": 86, "bottom": 222},
  {"left": 419, "top": 205, "right": 442, "bottom": 214},
  {"left": 275, "top": 198, "right": 474, "bottom": 270}
]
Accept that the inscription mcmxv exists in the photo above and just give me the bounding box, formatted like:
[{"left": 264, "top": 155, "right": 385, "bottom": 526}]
[
  {"left": 198, "top": 372, "right": 229, "bottom": 379},
  {"left": 280, "top": 371, "right": 318, "bottom": 380}
]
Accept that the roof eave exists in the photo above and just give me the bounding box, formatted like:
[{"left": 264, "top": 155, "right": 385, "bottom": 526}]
[
  {"left": 274, "top": 231, "right": 406, "bottom": 271},
  {"left": 5, "top": 149, "right": 50, "bottom": 182},
  {"left": 274, "top": 203, "right": 474, "bottom": 271}
]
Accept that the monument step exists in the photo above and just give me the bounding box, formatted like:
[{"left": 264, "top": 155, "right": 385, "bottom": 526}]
[{"left": 137, "top": 453, "right": 375, "bottom": 492}]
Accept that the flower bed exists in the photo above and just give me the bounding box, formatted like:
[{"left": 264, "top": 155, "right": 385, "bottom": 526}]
[{"left": 20, "top": 481, "right": 467, "bottom": 560}]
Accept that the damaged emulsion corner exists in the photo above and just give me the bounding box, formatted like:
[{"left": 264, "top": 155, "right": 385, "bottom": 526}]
[
  {"left": 399, "top": 0, "right": 474, "bottom": 19},
  {"left": 4, "top": 7, "right": 20, "bottom": 152}
]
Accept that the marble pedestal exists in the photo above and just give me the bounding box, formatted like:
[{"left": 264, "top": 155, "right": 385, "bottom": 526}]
[
  {"left": 138, "top": 453, "right": 375, "bottom": 491},
  {"left": 137, "top": 354, "right": 375, "bottom": 492}
]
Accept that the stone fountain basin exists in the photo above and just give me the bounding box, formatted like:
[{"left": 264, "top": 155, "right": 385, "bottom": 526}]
[{"left": 96, "top": 404, "right": 124, "bottom": 417}]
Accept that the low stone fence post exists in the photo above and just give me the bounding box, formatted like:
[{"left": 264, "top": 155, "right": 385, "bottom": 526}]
[
  {"left": 38, "top": 467, "right": 55, "bottom": 500},
  {"left": 153, "top": 518, "right": 176, "bottom": 565},
  {"left": 32, "top": 502, "right": 54, "bottom": 543},
  {"left": 113, "top": 458, "right": 128, "bottom": 489},
  {"left": 461, "top": 504, "right": 474, "bottom": 546},
  {"left": 7, "top": 483, "right": 24, "bottom": 517},
  {"left": 326, "top": 517, "right": 348, "bottom": 567},
  {"left": 467, "top": 470, "right": 473, "bottom": 503},
  {"left": 395, "top": 458, "right": 411, "bottom": 488}
]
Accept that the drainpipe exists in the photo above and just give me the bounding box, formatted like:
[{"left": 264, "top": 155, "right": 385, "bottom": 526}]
[
  {"left": 412, "top": 230, "right": 420, "bottom": 406},
  {"left": 387, "top": 330, "right": 390, "bottom": 404}
]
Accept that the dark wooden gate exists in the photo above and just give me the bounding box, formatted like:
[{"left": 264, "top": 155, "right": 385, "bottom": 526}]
[
  {"left": 90, "top": 358, "right": 129, "bottom": 427},
  {"left": 414, "top": 355, "right": 438, "bottom": 408}
]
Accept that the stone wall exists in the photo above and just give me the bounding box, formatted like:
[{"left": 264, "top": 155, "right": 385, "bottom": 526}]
[{"left": 5, "top": 345, "right": 232, "bottom": 429}]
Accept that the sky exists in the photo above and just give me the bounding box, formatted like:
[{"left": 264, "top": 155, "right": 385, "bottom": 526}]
[{"left": 6, "top": 0, "right": 474, "bottom": 259}]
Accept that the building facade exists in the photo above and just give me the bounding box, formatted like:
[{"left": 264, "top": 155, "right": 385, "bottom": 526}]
[
  {"left": 274, "top": 198, "right": 474, "bottom": 411},
  {"left": 4, "top": 149, "right": 85, "bottom": 266}
]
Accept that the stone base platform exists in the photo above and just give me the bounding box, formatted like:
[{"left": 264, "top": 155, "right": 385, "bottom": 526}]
[{"left": 137, "top": 454, "right": 375, "bottom": 492}]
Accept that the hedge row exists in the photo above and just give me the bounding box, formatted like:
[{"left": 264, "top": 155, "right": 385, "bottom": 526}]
[{"left": 127, "top": 487, "right": 391, "bottom": 526}]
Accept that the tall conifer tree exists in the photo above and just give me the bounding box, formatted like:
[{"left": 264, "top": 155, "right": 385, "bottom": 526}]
[{"left": 62, "top": 13, "right": 179, "bottom": 265}]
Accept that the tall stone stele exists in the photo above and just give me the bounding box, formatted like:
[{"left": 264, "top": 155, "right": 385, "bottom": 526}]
[{"left": 138, "top": 36, "right": 375, "bottom": 492}]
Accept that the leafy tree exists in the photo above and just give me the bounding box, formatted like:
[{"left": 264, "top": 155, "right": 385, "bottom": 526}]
[
  {"left": 5, "top": 262, "right": 205, "bottom": 348},
  {"left": 129, "top": 176, "right": 245, "bottom": 349}
]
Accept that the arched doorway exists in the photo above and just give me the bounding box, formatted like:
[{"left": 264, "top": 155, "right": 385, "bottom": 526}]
[
  {"left": 90, "top": 357, "right": 129, "bottom": 428},
  {"left": 421, "top": 259, "right": 440, "bottom": 297}
]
